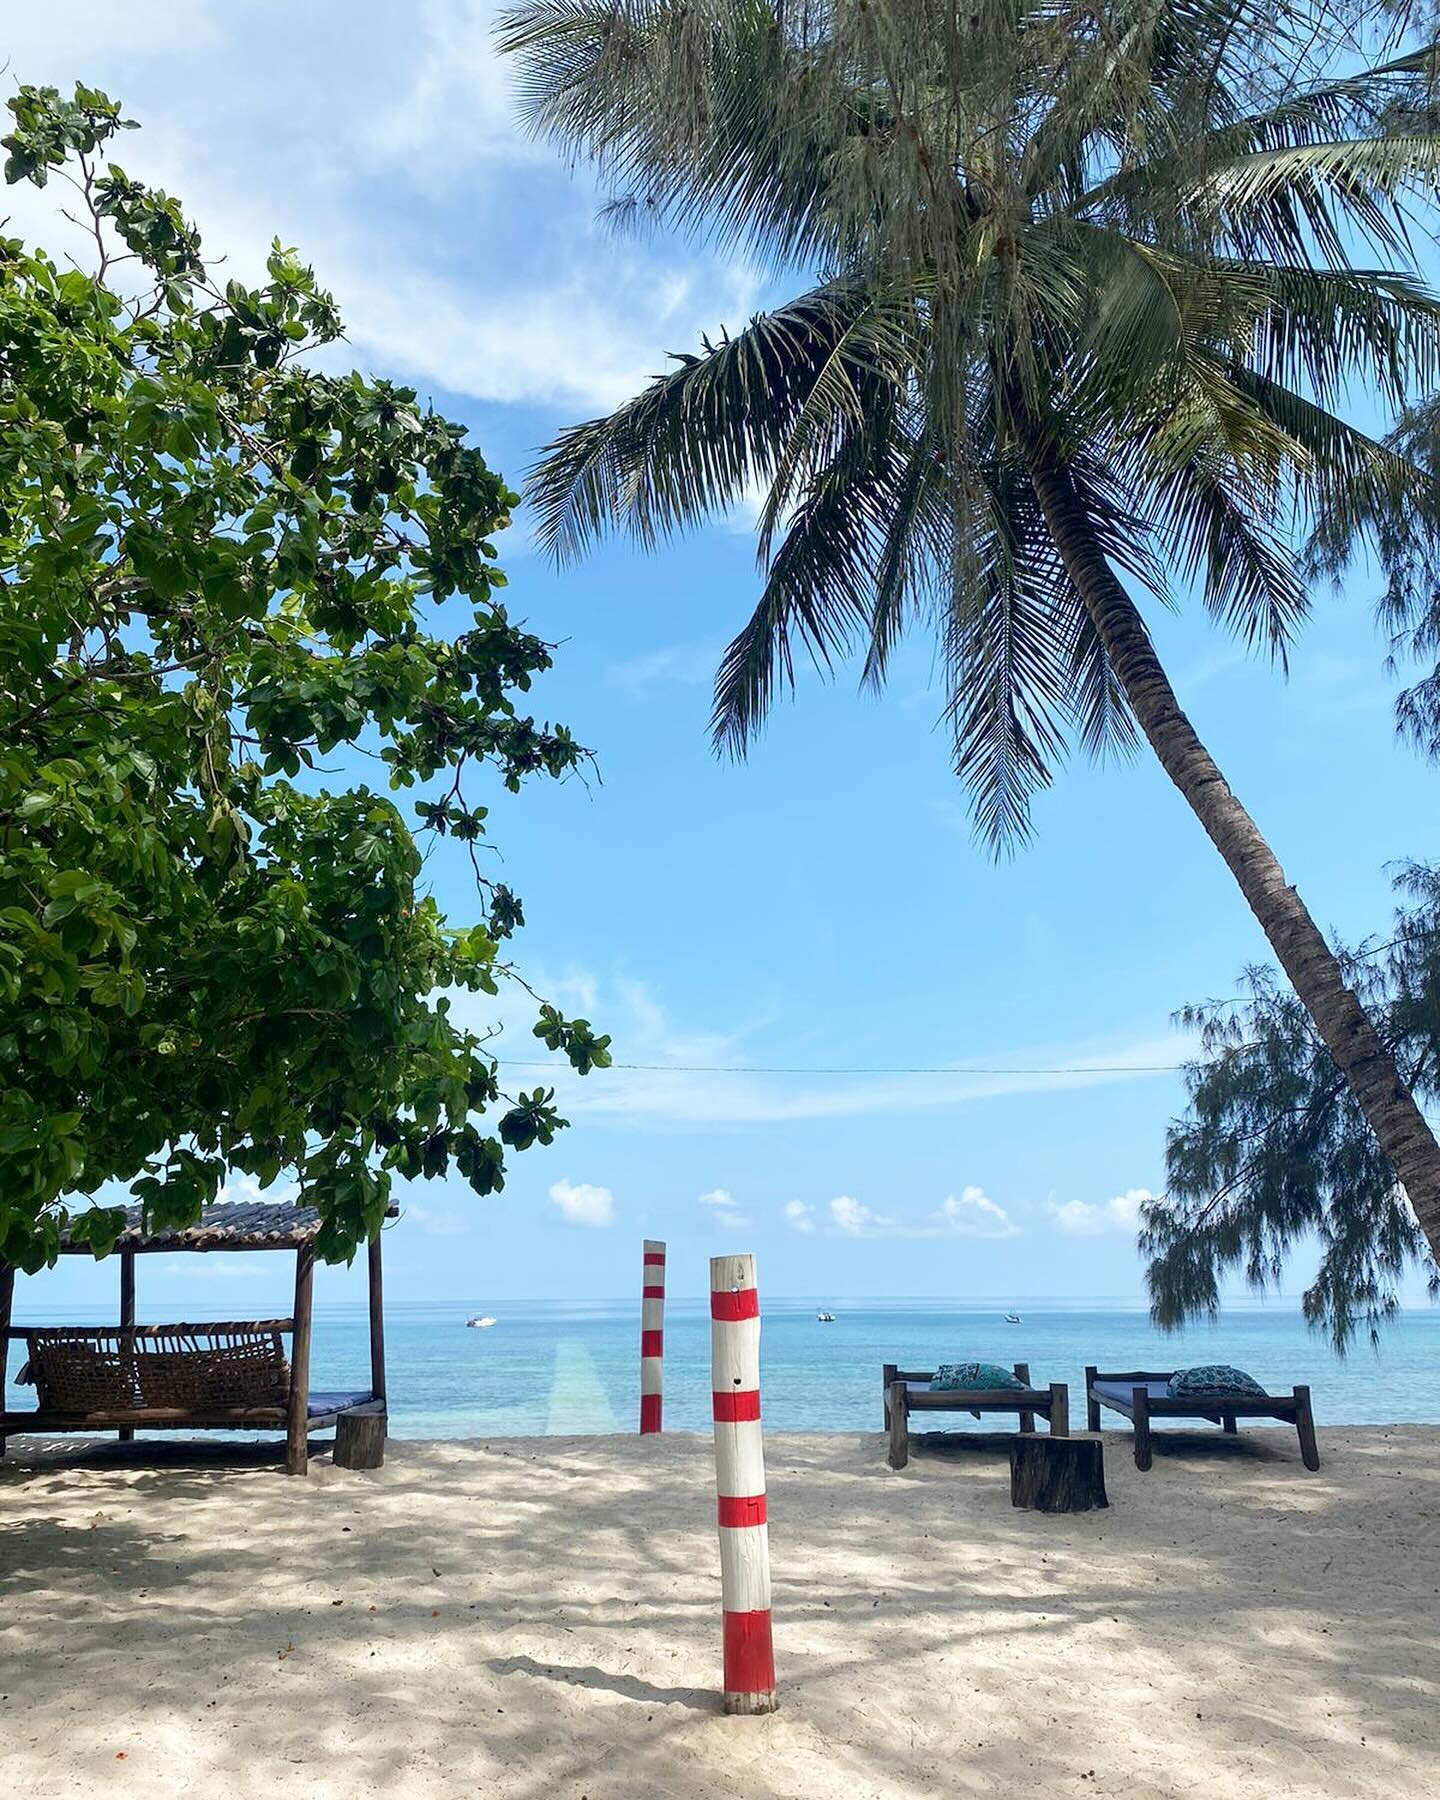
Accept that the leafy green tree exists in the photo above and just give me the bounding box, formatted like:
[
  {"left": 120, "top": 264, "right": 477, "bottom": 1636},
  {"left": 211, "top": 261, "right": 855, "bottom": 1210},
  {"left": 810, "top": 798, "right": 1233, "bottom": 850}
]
[
  {"left": 499, "top": 0, "right": 1440, "bottom": 1259},
  {"left": 0, "top": 84, "right": 609, "bottom": 1273},
  {"left": 1146, "top": 866, "right": 1440, "bottom": 1347}
]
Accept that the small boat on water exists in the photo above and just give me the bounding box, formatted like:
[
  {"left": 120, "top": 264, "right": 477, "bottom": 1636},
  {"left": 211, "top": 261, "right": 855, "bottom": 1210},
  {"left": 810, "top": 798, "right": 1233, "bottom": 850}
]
[
  {"left": 1005, "top": 1312, "right": 1022, "bottom": 1324},
  {"left": 466, "top": 1315, "right": 497, "bottom": 1329},
  {"left": 816, "top": 1311, "right": 836, "bottom": 1322}
]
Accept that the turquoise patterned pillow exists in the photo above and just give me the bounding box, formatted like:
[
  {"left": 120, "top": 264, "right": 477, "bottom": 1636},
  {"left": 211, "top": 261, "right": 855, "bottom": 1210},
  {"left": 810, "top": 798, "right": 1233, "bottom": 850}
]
[
  {"left": 930, "top": 1361, "right": 1025, "bottom": 1392},
  {"left": 1167, "top": 1364, "right": 1267, "bottom": 1400}
]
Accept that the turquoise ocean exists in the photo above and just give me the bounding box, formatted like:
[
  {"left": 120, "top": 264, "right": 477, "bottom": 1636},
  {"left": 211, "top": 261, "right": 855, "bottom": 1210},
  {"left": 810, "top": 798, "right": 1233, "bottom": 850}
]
[{"left": 9, "top": 1296, "right": 1437, "bottom": 1437}]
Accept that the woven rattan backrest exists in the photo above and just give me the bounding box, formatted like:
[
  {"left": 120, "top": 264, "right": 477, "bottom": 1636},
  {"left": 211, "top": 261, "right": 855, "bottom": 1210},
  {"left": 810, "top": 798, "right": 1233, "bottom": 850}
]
[{"left": 24, "top": 1328, "right": 291, "bottom": 1414}]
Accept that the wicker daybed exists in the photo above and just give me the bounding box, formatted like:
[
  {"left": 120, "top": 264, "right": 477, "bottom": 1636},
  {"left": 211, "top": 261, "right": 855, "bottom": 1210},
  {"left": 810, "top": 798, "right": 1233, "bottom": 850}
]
[{"left": 0, "top": 1201, "right": 391, "bottom": 1475}]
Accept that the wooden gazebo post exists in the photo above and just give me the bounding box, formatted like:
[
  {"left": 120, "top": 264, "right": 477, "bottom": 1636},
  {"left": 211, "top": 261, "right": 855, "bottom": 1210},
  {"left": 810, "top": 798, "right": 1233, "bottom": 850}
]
[
  {"left": 0, "top": 1260, "right": 13, "bottom": 1461},
  {"left": 287, "top": 1246, "right": 315, "bottom": 1477},
  {"left": 367, "top": 1230, "right": 387, "bottom": 1436},
  {"left": 118, "top": 1250, "right": 135, "bottom": 1444}
]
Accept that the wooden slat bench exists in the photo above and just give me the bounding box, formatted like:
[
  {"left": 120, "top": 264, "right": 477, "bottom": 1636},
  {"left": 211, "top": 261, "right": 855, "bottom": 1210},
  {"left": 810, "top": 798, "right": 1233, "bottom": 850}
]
[
  {"left": 1084, "top": 1365, "right": 1319, "bottom": 1471},
  {"left": 884, "top": 1363, "right": 1069, "bottom": 1469}
]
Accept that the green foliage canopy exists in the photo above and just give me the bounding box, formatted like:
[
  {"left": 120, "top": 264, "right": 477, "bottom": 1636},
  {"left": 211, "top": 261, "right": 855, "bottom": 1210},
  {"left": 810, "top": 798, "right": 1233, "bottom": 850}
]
[{"left": 0, "top": 84, "right": 609, "bottom": 1273}]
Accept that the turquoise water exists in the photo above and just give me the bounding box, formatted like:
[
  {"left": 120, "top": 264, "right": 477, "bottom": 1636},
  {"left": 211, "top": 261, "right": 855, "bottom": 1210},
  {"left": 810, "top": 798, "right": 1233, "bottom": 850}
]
[{"left": 10, "top": 1297, "right": 1436, "bottom": 1436}]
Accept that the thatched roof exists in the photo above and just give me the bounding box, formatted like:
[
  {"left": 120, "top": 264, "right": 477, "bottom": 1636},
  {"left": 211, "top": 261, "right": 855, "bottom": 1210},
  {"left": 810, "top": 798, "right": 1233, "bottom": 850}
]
[{"left": 57, "top": 1201, "right": 397, "bottom": 1255}]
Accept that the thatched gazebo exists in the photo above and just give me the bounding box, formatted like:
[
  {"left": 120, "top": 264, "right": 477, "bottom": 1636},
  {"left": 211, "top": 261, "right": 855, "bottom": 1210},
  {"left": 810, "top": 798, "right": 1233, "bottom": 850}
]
[{"left": 0, "top": 1201, "right": 392, "bottom": 1474}]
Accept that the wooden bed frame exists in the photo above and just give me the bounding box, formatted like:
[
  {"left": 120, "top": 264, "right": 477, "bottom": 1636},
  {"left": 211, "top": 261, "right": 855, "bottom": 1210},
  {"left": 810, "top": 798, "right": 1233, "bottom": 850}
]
[
  {"left": 883, "top": 1363, "right": 1069, "bottom": 1469},
  {"left": 1084, "top": 1365, "right": 1319, "bottom": 1472}
]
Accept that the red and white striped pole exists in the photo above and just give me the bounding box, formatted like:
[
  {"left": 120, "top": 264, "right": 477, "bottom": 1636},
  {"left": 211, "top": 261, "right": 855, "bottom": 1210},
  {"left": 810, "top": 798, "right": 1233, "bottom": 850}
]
[
  {"left": 639, "top": 1239, "right": 665, "bottom": 1434},
  {"left": 710, "top": 1252, "right": 777, "bottom": 1715}
]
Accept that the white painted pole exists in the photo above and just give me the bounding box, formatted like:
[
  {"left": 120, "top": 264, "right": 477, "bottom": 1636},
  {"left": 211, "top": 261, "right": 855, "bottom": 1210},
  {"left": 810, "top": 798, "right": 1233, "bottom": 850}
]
[
  {"left": 709, "top": 1252, "right": 777, "bottom": 1714},
  {"left": 639, "top": 1239, "right": 665, "bottom": 1434}
]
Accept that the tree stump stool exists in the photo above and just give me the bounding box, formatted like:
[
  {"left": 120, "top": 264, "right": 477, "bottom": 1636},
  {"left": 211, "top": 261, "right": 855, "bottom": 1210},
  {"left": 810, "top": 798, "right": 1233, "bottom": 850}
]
[
  {"left": 1009, "top": 1434, "right": 1107, "bottom": 1512},
  {"left": 334, "top": 1411, "right": 386, "bottom": 1470}
]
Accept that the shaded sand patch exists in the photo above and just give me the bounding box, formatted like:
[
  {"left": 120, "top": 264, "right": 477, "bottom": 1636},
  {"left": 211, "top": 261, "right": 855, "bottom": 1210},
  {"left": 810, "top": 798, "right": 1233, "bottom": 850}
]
[{"left": 2, "top": 1427, "right": 1438, "bottom": 1798}]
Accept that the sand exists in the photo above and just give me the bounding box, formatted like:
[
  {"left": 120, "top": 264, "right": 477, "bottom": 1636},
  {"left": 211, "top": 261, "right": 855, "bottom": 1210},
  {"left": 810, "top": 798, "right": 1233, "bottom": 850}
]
[{"left": 2, "top": 1425, "right": 1438, "bottom": 1799}]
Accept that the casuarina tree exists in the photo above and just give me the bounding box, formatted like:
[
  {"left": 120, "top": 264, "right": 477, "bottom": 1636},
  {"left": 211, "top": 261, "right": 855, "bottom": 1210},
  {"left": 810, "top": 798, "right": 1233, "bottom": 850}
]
[
  {"left": 0, "top": 85, "right": 609, "bottom": 1272},
  {"left": 498, "top": 0, "right": 1440, "bottom": 1257},
  {"left": 1146, "top": 865, "right": 1440, "bottom": 1348}
]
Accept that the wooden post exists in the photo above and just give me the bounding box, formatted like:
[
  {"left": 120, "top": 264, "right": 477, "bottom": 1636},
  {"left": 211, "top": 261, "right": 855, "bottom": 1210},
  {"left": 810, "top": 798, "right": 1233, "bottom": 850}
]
[
  {"left": 367, "top": 1231, "right": 387, "bottom": 1436},
  {"left": 1132, "top": 1384, "right": 1153, "bottom": 1472},
  {"left": 1048, "top": 1382, "right": 1070, "bottom": 1436},
  {"left": 881, "top": 1362, "right": 898, "bottom": 1429},
  {"left": 887, "top": 1379, "right": 910, "bottom": 1470},
  {"left": 710, "top": 1252, "right": 777, "bottom": 1715},
  {"left": 1294, "top": 1385, "right": 1320, "bottom": 1471},
  {"left": 640, "top": 1238, "right": 665, "bottom": 1434},
  {"left": 1085, "top": 1364, "right": 1101, "bottom": 1433},
  {"left": 1015, "top": 1361, "right": 1035, "bottom": 1434},
  {"left": 0, "top": 1262, "right": 13, "bottom": 1461},
  {"left": 287, "top": 1246, "right": 315, "bottom": 1477},
  {"left": 335, "top": 1411, "right": 386, "bottom": 1470},
  {"left": 118, "top": 1251, "right": 136, "bottom": 1444},
  {"left": 1010, "top": 1436, "right": 1108, "bottom": 1512}
]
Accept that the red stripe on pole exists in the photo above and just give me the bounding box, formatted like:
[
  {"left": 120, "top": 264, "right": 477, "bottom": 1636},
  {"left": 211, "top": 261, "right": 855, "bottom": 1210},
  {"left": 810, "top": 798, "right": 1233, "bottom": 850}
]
[
  {"left": 710, "top": 1288, "right": 759, "bottom": 1321},
  {"left": 642, "top": 1284, "right": 665, "bottom": 1299},
  {"left": 643, "top": 1253, "right": 666, "bottom": 1266},
  {"left": 641, "top": 1329, "right": 663, "bottom": 1359},
  {"left": 639, "top": 1393, "right": 661, "bottom": 1433},
  {"left": 723, "top": 1610, "right": 776, "bottom": 1695},
  {"left": 717, "top": 1493, "right": 768, "bottom": 1528},
  {"left": 712, "top": 1388, "right": 761, "bottom": 1422}
]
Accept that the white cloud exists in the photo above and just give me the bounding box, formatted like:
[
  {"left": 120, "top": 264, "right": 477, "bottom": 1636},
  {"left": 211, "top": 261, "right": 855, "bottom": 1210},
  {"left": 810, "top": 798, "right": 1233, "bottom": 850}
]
[
  {"left": 216, "top": 1172, "right": 298, "bottom": 1209},
  {"left": 3, "top": 3, "right": 765, "bottom": 415},
  {"left": 606, "top": 641, "right": 724, "bottom": 694},
  {"left": 1047, "top": 1188, "right": 1153, "bottom": 1237},
  {"left": 335, "top": 258, "right": 762, "bottom": 413},
  {"left": 549, "top": 1178, "right": 616, "bottom": 1228},
  {"left": 184, "top": 1258, "right": 269, "bottom": 1282},
  {"left": 459, "top": 969, "right": 1190, "bottom": 1130},
  {"left": 362, "top": 0, "right": 534, "bottom": 171},
  {"left": 932, "top": 1186, "right": 1022, "bottom": 1240},
  {"left": 698, "top": 1187, "right": 752, "bottom": 1229},
  {"left": 828, "top": 1195, "right": 897, "bottom": 1237},
  {"left": 782, "top": 1187, "right": 1020, "bottom": 1241},
  {"left": 403, "top": 1201, "right": 470, "bottom": 1238}
]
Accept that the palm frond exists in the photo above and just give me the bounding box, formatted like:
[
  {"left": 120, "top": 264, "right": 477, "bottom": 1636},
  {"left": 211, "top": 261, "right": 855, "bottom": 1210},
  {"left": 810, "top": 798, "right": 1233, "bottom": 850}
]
[
  {"left": 711, "top": 422, "right": 896, "bottom": 754},
  {"left": 1194, "top": 136, "right": 1440, "bottom": 263},
  {"left": 942, "top": 468, "right": 1076, "bottom": 850},
  {"left": 526, "top": 280, "right": 910, "bottom": 561},
  {"left": 1230, "top": 263, "right": 1440, "bottom": 407}
]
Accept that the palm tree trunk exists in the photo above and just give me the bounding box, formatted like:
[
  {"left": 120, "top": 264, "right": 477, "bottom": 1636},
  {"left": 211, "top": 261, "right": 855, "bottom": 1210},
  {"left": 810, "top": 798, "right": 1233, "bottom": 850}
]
[{"left": 1026, "top": 449, "right": 1440, "bottom": 1260}]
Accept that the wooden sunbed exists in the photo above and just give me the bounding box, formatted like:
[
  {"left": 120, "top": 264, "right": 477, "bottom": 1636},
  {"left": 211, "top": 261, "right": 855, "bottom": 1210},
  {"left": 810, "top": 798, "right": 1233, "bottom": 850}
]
[
  {"left": 883, "top": 1362, "right": 1069, "bottom": 1469},
  {"left": 1084, "top": 1365, "right": 1319, "bottom": 1471}
]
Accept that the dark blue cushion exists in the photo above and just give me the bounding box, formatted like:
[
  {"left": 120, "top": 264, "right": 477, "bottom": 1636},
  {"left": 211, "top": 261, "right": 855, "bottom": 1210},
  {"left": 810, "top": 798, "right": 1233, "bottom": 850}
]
[{"left": 307, "top": 1389, "right": 374, "bottom": 1418}]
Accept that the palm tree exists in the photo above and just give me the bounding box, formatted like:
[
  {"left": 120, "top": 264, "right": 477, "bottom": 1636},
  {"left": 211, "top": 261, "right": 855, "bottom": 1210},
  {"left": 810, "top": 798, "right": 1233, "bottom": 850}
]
[{"left": 497, "top": 0, "right": 1440, "bottom": 1256}]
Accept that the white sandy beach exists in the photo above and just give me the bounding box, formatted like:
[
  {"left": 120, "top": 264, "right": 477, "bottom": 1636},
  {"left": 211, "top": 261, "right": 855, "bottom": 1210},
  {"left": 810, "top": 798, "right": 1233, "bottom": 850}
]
[{"left": 2, "top": 1425, "right": 1438, "bottom": 1799}]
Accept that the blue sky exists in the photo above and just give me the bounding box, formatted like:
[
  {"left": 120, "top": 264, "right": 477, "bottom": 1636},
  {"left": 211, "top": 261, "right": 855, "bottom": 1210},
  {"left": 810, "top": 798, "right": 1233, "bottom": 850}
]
[{"left": 9, "top": 3, "right": 1439, "bottom": 1315}]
